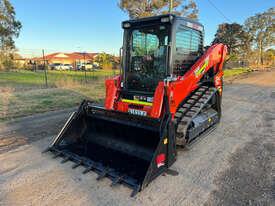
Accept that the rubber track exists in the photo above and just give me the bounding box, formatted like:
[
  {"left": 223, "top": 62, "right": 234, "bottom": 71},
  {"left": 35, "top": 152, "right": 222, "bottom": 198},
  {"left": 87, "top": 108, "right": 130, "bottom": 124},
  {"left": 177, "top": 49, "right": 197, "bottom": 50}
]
[{"left": 174, "top": 86, "right": 217, "bottom": 146}]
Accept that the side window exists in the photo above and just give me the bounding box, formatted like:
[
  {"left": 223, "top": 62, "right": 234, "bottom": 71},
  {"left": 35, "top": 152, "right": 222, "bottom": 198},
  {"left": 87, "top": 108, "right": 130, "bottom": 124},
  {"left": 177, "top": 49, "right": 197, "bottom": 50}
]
[
  {"left": 176, "top": 29, "right": 192, "bottom": 52},
  {"left": 173, "top": 26, "right": 202, "bottom": 76},
  {"left": 175, "top": 27, "right": 201, "bottom": 53},
  {"left": 190, "top": 30, "right": 201, "bottom": 52}
]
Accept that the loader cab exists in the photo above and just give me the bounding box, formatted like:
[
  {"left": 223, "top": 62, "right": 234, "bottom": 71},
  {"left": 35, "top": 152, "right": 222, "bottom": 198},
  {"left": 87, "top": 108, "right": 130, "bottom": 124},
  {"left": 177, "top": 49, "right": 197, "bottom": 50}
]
[{"left": 121, "top": 14, "right": 204, "bottom": 96}]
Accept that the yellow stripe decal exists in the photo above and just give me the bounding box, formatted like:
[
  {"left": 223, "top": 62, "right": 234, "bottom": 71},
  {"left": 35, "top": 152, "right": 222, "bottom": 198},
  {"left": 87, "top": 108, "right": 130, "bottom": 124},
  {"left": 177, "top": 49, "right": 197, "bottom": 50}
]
[
  {"left": 121, "top": 99, "right": 153, "bottom": 106},
  {"left": 200, "top": 60, "right": 208, "bottom": 72},
  {"left": 195, "top": 59, "right": 209, "bottom": 77}
]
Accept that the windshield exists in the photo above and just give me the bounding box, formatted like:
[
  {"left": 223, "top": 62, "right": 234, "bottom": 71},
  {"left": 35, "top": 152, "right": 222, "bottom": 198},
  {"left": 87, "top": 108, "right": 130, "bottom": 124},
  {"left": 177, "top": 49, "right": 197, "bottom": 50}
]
[{"left": 126, "top": 24, "right": 169, "bottom": 92}]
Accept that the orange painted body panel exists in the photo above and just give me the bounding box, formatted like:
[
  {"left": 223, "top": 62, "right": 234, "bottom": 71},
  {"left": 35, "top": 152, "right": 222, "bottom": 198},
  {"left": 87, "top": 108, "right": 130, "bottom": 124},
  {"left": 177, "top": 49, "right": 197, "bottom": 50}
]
[
  {"left": 115, "top": 82, "right": 164, "bottom": 118},
  {"left": 104, "top": 75, "right": 121, "bottom": 110}
]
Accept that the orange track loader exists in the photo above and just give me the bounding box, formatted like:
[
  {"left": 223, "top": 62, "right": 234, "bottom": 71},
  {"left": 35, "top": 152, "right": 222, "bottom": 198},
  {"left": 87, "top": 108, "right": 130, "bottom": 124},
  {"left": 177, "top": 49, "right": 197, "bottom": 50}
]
[{"left": 44, "top": 14, "right": 227, "bottom": 196}]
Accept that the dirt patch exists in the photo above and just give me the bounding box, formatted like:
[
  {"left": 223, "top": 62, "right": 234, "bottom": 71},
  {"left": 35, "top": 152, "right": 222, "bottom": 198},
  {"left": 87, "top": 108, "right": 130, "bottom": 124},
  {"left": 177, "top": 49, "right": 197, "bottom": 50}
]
[
  {"left": 0, "top": 108, "right": 75, "bottom": 154},
  {"left": 225, "top": 69, "right": 275, "bottom": 87},
  {"left": 204, "top": 133, "right": 275, "bottom": 206},
  {"left": 224, "top": 71, "right": 252, "bottom": 85},
  {"left": 232, "top": 69, "right": 275, "bottom": 87},
  {"left": 204, "top": 91, "right": 275, "bottom": 206}
]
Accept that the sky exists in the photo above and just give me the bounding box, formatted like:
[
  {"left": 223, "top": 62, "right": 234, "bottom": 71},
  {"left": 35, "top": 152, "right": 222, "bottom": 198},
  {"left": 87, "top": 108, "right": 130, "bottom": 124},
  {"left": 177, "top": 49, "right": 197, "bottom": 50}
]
[{"left": 11, "top": 0, "right": 274, "bottom": 57}]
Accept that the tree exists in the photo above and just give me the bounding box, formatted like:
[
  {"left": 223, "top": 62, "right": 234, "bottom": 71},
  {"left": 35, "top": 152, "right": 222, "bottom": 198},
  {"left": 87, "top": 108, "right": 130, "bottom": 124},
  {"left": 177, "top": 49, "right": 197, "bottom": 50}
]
[
  {"left": 94, "top": 53, "right": 117, "bottom": 70},
  {"left": 244, "top": 7, "right": 275, "bottom": 66},
  {"left": 118, "top": 0, "right": 198, "bottom": 19},
  {"left": 212, "top": 23, "right": 251, "bottom": 56},
  {"left": 263, "top": 48, "right": 275, "bottom": 67},
  {"left": 0, "top": 0, "right": 21, "bottom": 70},
  {"left": 0, "top": 0, "right": 21, "bottom": 50}
]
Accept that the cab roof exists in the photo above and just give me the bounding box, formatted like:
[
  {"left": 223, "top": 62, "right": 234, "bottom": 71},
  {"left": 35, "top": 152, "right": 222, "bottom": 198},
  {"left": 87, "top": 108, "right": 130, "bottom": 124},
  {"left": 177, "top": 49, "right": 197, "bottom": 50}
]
[{"left": 122, "top": 14, "right": 204, "bottom": 32}]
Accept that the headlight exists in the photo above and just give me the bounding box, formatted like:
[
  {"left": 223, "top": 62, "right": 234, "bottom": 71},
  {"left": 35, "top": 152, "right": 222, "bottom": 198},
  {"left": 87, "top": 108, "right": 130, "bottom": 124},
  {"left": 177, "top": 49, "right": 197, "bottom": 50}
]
[
  {"left": 123, "top": 22, "right": 131, "bottom": 28},
  {"left": 161, "top": 16, "right": 173, "bottom": 23},
  {"left": 161, "top": 17, "right": 170, "bottom": 23}
]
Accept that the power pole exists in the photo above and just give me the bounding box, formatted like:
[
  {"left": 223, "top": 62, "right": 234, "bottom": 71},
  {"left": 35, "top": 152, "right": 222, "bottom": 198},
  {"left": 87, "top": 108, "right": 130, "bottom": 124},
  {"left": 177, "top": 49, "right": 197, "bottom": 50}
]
[
  {"left": 42, "top": 49, "right": 48, "bottom": 88},
  {"left": 83, "top": 52, "right": 87, "bottom": 83},
  {"left": 169, "top": 0, "right": 173, "bottom": 14}
]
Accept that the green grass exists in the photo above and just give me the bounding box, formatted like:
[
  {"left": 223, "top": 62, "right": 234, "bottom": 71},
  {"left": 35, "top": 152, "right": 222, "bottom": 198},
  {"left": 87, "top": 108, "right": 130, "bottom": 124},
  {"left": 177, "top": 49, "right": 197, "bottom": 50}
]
[
  {"left": 0, "top": 86, "right": 105, "bottom": 122},
  {"left": 223, "top": 67, "right": 251, "bottom": 78},
  {"left": 0, "top": 69, "right": 118, "bottom": 89},
  {"left": 0, "top": 70, "right": 115, "bottom": 122}
]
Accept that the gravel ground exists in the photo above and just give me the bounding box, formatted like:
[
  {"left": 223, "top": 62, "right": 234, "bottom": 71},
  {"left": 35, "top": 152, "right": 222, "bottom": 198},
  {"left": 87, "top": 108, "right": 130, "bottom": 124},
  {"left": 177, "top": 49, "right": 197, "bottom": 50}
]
[{"left": 0, "top": 70, "right": 274, "bottom": 206}]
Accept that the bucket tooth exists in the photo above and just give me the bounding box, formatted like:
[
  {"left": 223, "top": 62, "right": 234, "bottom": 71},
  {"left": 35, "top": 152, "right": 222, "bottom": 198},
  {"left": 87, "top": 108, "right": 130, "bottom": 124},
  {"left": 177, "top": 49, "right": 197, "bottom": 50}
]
[
  {"left": 111, "top": 175, "right": 124, "bottom": 187},
  {"left": 53, "top": 151, "right": 62, "bottom": 159},
  {"left": 96, "top": 168, "right": 109, "bottom": 181},
  {"left": 61, "top": 156, "right": 70, "bottom": 164},
  {"left": 42, "top": 147, "right": 51, "bottom": 153},
  {"left": 130, "top": 185, "right": 141, "bottom": 197},
  {"left": 82, "top": 165, "right": 93, "bottom": 174},
  {"left": 72, "top": 160, "right": 83, "bottom": 169}
]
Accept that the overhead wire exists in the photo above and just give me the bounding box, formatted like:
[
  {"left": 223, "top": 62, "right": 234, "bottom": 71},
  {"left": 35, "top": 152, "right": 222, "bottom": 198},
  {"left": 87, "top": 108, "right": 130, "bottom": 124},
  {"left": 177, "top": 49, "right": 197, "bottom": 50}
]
[{"left": 206, "top": 0, "right": 232, "bottom": 22}]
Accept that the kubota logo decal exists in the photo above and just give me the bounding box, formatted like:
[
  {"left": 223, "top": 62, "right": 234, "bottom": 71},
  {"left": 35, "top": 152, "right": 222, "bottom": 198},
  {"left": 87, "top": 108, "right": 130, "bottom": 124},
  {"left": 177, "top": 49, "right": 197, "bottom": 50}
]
[{"left": 194, "top": 57, "right": 209, "bottom": 77}]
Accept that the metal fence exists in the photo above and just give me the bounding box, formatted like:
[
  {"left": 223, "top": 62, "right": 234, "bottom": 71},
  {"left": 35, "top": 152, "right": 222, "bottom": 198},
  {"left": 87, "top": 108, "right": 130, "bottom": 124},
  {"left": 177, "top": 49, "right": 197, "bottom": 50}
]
[
  {"left": 0, "top": 68, "right": 120, "bottom": 89},
  {"left": 40, "top": 68, "right": 119, "bottom": 88}
]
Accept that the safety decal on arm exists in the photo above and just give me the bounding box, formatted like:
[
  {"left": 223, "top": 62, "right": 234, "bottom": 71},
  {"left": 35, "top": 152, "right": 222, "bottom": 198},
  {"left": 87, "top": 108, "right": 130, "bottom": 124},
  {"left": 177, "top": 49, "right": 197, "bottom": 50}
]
[{"left": 194, "top": 57, "right": 209, "bottom": 78}]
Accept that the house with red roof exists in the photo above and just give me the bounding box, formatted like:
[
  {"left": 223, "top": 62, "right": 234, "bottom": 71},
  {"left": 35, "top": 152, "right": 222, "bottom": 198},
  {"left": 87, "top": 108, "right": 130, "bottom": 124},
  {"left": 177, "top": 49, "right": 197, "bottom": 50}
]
[{"left": 32, "top": 52, "right": 99, "bottom": 68}]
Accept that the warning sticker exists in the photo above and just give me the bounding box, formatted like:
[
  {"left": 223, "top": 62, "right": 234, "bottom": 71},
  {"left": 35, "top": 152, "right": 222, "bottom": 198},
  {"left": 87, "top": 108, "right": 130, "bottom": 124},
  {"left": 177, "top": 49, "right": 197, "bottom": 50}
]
[
  {"left": 194, "top": 57, "right": 209, "bottom": 77},
  {"left": 156, "top": 153, "right": 166, "bottom": 168}
]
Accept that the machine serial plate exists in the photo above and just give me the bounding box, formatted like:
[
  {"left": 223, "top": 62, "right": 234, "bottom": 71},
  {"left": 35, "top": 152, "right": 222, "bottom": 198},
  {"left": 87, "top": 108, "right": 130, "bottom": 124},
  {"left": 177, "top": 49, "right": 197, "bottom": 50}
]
[{"left": 128, "top": 109, "right": 147, "bottom": 116}]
